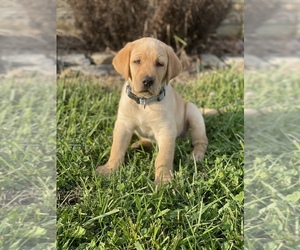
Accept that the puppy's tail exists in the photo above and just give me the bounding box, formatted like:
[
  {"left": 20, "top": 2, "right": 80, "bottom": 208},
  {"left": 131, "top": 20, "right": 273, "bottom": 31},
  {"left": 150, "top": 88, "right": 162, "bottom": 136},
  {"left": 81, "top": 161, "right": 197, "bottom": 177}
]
[
  {"left": 201, "top": 107, "right": 275, "bottom": 116},
  {"left": 199, "top": 108, "right": 219, "bottom": 116}
]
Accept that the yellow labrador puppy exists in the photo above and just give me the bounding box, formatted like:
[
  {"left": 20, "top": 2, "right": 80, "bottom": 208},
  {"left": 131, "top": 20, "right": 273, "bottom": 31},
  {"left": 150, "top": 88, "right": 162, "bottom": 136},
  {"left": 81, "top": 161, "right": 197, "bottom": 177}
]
[{"left": 97, "top": 37, "right": 208, "bottom": 185}]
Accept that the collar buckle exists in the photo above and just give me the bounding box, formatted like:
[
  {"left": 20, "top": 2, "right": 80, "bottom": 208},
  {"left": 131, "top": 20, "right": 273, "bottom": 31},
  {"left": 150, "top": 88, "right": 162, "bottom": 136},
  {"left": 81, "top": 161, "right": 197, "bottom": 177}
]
[{"left": 139, "top": 98, "right": 146, "bottom": 106}]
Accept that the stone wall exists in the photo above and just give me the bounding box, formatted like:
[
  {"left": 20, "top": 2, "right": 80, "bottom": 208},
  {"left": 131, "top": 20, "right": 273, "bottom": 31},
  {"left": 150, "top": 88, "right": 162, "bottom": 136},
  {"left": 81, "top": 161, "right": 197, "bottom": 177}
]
[
  {"left": 246, "top": 0, "right": 300, "bottom": 39},
  {"left": 245, "top": 0, "right": 300, "bottom": 57},
  {"left": 0, "top": 0, "right": 56, "bottom": 76},
  {"left": 216, "top": 0, "right": 244, "bottom": 38}
]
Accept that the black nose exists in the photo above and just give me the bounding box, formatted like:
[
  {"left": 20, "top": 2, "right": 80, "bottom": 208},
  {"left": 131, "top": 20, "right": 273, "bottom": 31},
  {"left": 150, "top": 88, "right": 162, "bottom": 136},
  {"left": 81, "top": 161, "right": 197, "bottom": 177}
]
[{"left": 142, "top": 76, "right": 155, "bottom": 87}]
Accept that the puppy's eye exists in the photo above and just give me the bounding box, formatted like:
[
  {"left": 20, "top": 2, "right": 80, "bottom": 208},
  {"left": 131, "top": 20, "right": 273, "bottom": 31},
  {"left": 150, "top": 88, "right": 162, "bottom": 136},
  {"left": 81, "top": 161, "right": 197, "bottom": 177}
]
[
  {"left": 133, "top": 59, "right": 141, "bottom": 64},
  {"left": 156, "top": 61, "right": 164, "bottom": 67}
]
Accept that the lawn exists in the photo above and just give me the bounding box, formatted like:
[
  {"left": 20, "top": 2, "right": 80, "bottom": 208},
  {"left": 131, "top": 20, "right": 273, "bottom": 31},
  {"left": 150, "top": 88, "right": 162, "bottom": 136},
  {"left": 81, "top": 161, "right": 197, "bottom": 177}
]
[
  {"left": 56, "top": 68, "right": 244, "bottom": 249},
  {"left": 0, "top": 76, "right": 56, "bottom": 250},
  {"left": 244, "top": 69, "right": 300, "bottom": 249},
  {"left": 2, "top": 65, "right": 298, "bottom": 250}
]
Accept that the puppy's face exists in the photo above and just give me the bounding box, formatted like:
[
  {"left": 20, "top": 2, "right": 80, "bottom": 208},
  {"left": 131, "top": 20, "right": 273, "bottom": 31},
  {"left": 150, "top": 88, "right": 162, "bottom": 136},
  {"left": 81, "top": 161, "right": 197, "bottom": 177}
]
[
  {"left": 129, "top": 41, "right": 168, "bottom": 97},
  {"left": 113, "top": 38, "right": 182, "bottom": 98}
]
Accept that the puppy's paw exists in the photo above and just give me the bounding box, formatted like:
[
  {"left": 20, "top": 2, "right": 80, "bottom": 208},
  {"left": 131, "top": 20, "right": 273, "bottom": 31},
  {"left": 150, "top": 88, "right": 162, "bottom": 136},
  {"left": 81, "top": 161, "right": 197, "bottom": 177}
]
[
  {"left": 190, "top": 149, "right": 205, "bottom": 162},
  {"left": 131, "top": 140, "right": 153, "bottom": 151},
  {"left": 154, "top": 174, "right": 172, "bottom": 187},
  {"left": 96, "top": 164, "right": 117, "bottom": 176}
]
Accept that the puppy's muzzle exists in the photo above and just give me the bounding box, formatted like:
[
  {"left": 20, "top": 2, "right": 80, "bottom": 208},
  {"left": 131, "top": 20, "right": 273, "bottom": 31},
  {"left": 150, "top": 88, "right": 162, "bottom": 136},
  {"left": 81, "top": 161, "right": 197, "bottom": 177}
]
[{"left": 142, "top": 76, "right": 155, "bottom": 88}]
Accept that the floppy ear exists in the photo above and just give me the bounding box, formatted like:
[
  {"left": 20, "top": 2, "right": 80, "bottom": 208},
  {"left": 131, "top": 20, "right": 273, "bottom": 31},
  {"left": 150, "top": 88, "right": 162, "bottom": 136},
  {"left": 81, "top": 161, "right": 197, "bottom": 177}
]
[
  {"left": 112, "top": 42, "right": 133, "bottom": 80},
  {"left": 166, "top": 46, "right": 182, "bottom": 83}
]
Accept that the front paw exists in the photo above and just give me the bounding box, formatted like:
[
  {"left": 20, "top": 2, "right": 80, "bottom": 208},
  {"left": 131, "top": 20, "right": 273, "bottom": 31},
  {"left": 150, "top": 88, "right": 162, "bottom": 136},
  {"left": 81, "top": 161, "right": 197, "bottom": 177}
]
[
  {"left": 190, "top": 149, "right": 205, "bottom": 161},
  {"left": 96, "top": 164, "right": 117, "bottom": 176},
  {"left": 154, "top": 173, "right": 172, "bottom": 186}
]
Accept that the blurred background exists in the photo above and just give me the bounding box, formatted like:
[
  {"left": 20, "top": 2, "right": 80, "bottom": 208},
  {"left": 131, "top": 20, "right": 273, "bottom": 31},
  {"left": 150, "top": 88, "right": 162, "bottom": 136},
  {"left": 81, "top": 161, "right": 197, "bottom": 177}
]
[
  {"left": 0, "top": 1, "right": 56, "bottom": 249},
  {"left": 56, "top": 0, "right": 244, "bottom": 76},
  {"left": 57, "top": 0, "right": 243, "bottom": 54},
  {"left": 0, "top": 0, "right": 55, "bottom": 76}
]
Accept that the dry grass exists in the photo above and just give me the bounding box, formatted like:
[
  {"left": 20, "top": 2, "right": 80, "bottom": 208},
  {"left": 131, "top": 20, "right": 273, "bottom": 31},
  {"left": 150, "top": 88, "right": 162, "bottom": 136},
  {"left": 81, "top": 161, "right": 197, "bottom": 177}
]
[{"left": 66, "top": 0, "right": 231, "bottom": 53}]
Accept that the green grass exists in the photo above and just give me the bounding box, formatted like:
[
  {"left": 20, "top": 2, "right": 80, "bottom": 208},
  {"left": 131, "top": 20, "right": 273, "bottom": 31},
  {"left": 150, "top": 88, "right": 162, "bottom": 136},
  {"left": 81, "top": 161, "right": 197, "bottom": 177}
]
[
  {"left": 244, "top": 70, "right": 300, "bottom": 249},
  {"left": 57, "top": 68, "right": 244, "bottom": 249},
  {"left": 0, "top": 77, "right": 56, "bottom": 249}
]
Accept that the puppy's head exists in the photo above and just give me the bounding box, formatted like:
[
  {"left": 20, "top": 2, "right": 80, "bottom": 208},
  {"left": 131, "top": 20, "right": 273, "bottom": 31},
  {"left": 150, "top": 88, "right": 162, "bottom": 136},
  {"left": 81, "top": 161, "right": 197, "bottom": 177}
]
[{"left": 113, "top": 37, "right": 182, "bottom": 98}]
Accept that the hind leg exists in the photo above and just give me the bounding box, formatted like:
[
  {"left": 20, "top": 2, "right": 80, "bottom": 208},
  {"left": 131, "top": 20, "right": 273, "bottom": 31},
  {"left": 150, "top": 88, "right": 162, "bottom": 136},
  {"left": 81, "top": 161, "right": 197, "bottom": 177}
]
[
  {"left": 186, "top": 102, "right": 208, "bottom": 161},
  {"left": 131, "top": 139, "right": 153, "bottom": 151}
]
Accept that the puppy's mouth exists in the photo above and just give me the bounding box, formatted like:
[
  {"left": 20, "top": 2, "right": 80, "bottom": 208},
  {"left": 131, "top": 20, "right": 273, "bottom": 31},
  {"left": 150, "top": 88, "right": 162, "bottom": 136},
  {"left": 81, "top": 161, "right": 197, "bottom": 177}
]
[
  {"left": 127, "top": 86, "right": 155, "bottom": 98},
  {"left": 136, "top": 89, "right": 155, "bottom": 98}
]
